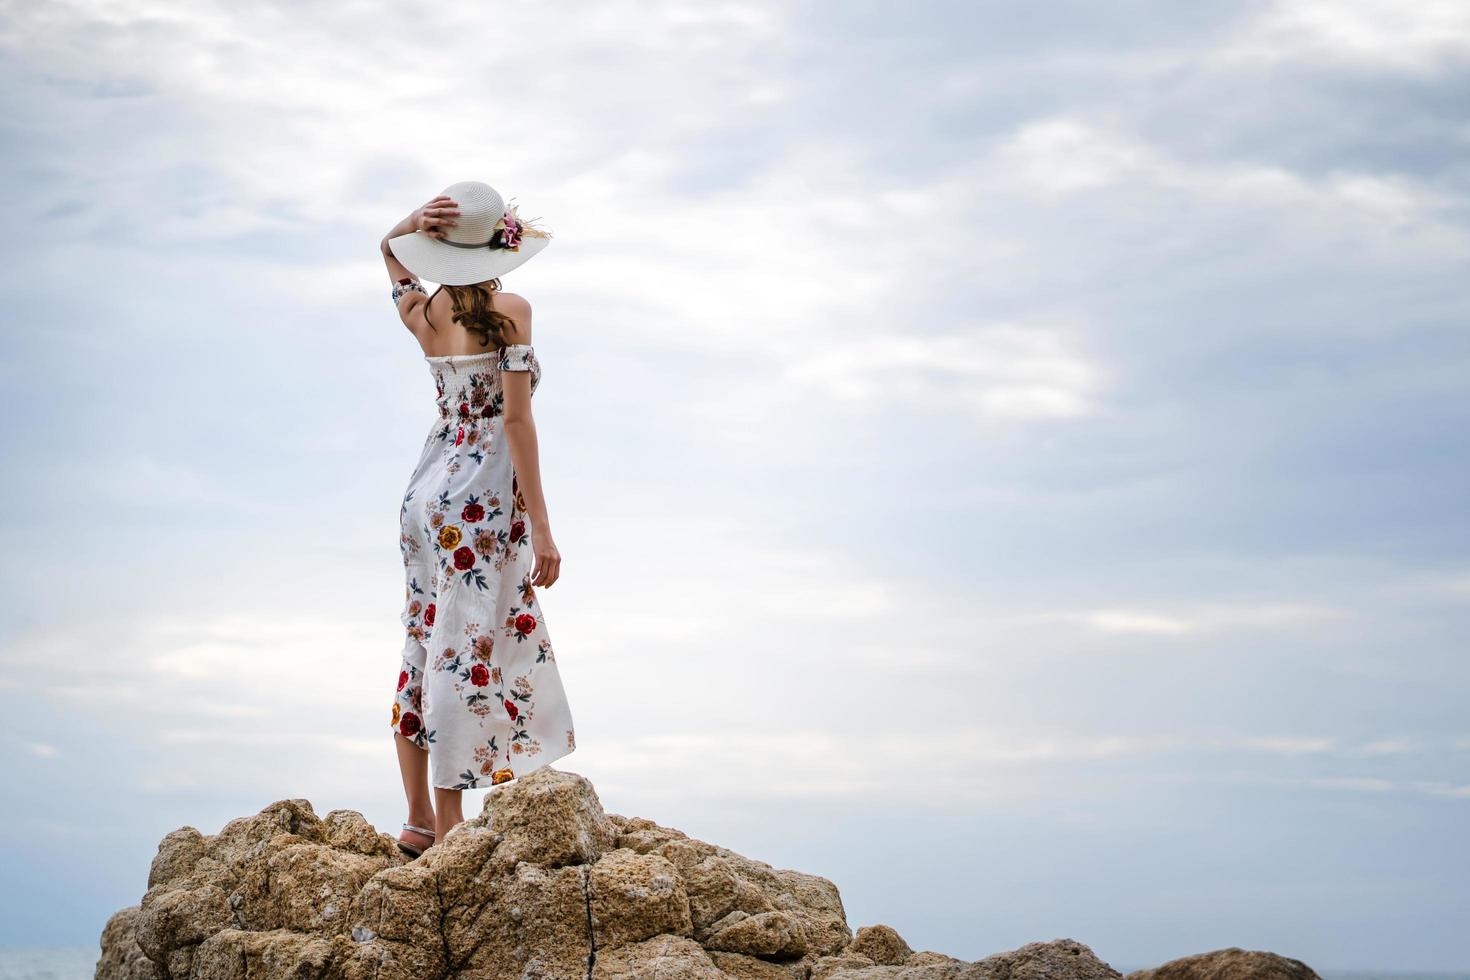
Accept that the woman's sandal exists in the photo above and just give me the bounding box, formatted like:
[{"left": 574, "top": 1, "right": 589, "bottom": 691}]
[{"left": 397, "top": 822, "right": 436, "bottom": 858}]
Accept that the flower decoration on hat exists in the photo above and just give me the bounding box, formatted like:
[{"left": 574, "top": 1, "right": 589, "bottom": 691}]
[{"left": 493, "top": 199, "right": 550, "bottom": 251}]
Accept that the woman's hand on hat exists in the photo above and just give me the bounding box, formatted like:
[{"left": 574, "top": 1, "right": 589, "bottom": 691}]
[{"left": 413, "top": 195, "right": 460, "bottom": 240}]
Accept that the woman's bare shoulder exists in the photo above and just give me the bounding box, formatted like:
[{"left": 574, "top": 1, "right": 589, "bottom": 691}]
[
  {"left": 495, "top": 290, "right": 532, "bottom": 315},
  {"left": 496, "top": 291, "right": 533, "bottom": 344}
]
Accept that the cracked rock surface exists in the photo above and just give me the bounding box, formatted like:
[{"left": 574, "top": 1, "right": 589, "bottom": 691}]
[{"left": 95, "top": 767, "right": 1188, "bottom": 979}]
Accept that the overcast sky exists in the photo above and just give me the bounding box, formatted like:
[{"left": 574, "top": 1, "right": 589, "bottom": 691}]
[{"left": 2, "top": 0, "right": 1468, "bottom": 971}]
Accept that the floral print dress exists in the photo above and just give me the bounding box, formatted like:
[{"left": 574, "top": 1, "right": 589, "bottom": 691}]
[{"left": 392, "top": 345, "right": 576, "bottom": 790}]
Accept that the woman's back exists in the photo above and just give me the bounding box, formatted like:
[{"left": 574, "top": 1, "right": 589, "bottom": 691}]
[{"left": 413, "top": 286, "right": 533, "bottom": 359}]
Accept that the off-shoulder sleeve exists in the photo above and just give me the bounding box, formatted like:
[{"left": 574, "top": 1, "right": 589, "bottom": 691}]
[
  {"left": 499, "top": 344, "right": 538, "bottom": 372},
  {"left": 391, "top": 277, "right": 427, "bottom": 306}
]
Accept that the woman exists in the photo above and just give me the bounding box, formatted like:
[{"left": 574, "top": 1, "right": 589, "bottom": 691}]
[{"left": 380, "top": 180, "right": 577, "bottom": 858}]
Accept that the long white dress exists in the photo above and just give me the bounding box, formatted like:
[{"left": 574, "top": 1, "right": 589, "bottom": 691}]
[{"left": 391, "top": 345, "right": 577, "bottom": 790}]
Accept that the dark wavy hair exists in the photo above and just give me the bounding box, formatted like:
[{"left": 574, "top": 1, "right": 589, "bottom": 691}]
[{"left": 424, "top": 279, "right": 519, "bottom": 350}]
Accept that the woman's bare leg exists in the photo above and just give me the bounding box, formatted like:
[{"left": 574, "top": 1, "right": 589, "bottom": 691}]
[
  {"left": 434, "top": 787, "right": 466, "bottom": 841},
  {"left": 394, "top": 732, "right": 436, "bottom": 851}
]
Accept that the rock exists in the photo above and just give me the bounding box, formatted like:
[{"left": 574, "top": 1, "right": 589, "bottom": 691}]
[
  {"left": 589, "top": 848, "right": 694, "bottom": 948},
  {"left": 1126, "top": 949, "right": 1322, "bottom": 980},
  {"left": 93, "top": 766, "right": 1310, "bottom": 980},
  {"left": 848, "top": 924, "right": 913, "bottom": 965},
  {"left": 705, "top": 909, "right": 808, "bottom": 959},
  {"left": 971, "top": 939, "right": 1124, "bottom": 980},
  {"left": 190, "top": 929, "right": 348, "bottom": 980},
  {"left": 480, "top": 767, "right": 617, "bottom": 871},
  {"left": 594, "top": 934, "right": 725, "bottom": 979},
  {"left": 807, "top": 938, "right": 1125, "bottom": 980},
  {"left": 95, "top": 906, "right": 165, "bottom": 980}
]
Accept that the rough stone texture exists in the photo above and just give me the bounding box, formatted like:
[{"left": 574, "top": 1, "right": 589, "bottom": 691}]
[
  {"left": 806, "top": 938, "right": 1128, "bottom": 980},
  {"left": 93, "top": 766, "right": 1310, "bottom": 980},
  {"left": 848, "top": 925, "right": 913, "bottom": 966},
  {"left": 96, "top": 906, "right": 167, "bottom": 980},
  {"left": 1125, "top": 949, "right": 1322, "bottom": 980},
  {"left": 589, "top": 848, "right": 693, "bottom": 949}
]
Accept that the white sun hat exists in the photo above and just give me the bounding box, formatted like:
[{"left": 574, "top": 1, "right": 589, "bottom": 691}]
[{"left": 387, "top": 180, "right": 552, "bottom": 286}]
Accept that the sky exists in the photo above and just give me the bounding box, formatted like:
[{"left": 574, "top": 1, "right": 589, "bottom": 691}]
[{"left": 1, "top": 0, "right": 1468, "bottom": 971}]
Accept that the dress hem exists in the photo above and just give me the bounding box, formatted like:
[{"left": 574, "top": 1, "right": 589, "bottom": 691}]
[
  {"left": 394, "top": 725, "right": 579, "bottom": 792},
  {"left": 435, "top": 742, "right": 579, "bottom": 792}
]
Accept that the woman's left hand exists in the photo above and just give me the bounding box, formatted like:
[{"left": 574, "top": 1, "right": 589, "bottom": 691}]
[{"left": 413, "top": 195, "right": 460, "bottom": 239}]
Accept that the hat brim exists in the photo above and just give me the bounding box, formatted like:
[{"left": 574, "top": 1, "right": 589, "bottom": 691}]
[{"left": 387, "top": 231, "right": 551, "bottom": 286}]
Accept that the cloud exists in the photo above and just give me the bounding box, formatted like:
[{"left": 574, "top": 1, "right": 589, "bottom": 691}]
[
  {"left": 1215, "top": 770, "right": 1470, "bottom": 801},
  {"left": 576, "top": 728, "right": 1167, "bottom": 803},
  {"left": 1355, "top": 738, "right": 1420, "bottom": 756},
  {"left": 997, "top": 120, "right": 1154, "bottom": 195},
  {"left": 1414, "top": 781, "right": 1470, "bottom": 799},
  {"left": 1309, "top": 776, "right": 1395, "bottom": 792},
  {"left": 1432, "top": 575, "right": 1470, "bottom": 598},
  {"left": 1038, "top": 602, "right": 1344, "bottom": 637},
  {"left": 1056, "top": 610, "right": 1194, "bottom": 636},
  {"left": 1223, "top": 0, "right": 1470, "bottom": 73},
  {"left": 784, "top": 322, "right": 1105, "bottom": 420},
  {"left": 993, "top": 116, "right": 1469, "bottom": 262},
  {"left": 1233, "top": 736, "right": 1336, "bottom": 756}
]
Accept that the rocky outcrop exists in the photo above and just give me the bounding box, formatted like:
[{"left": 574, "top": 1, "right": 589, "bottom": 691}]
[
  {"left": 93, "top": 766, "right": 1279, "bottom": 980},
  {"left": 1125, "top": 949, "right": 1322, "bottom": 980}
]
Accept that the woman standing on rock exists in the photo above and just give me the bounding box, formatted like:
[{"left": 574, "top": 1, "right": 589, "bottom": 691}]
[{"left": 380, "top": 181, "right": 577, "bottom": 857}]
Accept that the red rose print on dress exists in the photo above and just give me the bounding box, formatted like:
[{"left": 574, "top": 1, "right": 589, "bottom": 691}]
[
  {"left": 424, "top": 602, "right": 436, "bottom": 626},
  {"left": 454, "top": 546, "right": 476, "bottom": 570},
  {"left": 398, "top": 670, "right": 409, "bottom": 692},
  {"left": 470, "top": 663, "right": 490, "bottom": 686},
  {"left": 514, "top": 613, "right": 537, "bottom": 636},
  {"left": 399, "top": 711, "right": 422, "bottom": 737},
  {"left": 462, "top": 500, "right": 485, "bottom": 522},
  {"left": 455, "top": 426, "right": 466, "bottom": 446},
  {"left": 504, "top": 699, "right": 519, "bottom": 722},
  {"left": 510, "top": 519, "right": 526, "bottom": 542}
]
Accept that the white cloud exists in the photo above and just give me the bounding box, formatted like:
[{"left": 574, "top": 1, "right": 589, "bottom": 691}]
[
  {"left": 998, "top": 120, "right": 1156, "bottom": 195},
  {"left": 1061, "top": 610, "right": 1194, "bottom": 636},
  {"left": 1225, "top": 0, "right": 1470, "bottom": 73},
  {"left": 580, "top": 727, "right": 1172, "bottom": 803},
  {"left": 156, "top": 729, "right": 384, "bottom": 757},
  {"left": 1433, "top": 575, "right": 1470, "bottom": 598},
  {"left": 1234, "top": 736, "right": 1336, "bottom": 755},
  {"left": 992, "top": 116, "right": 1470, "bottom": 268},
  {"left": 1310, "top": 776, "right": 1395, "bottom": 792},
  {"left": 1355, "top": 738, "right": 1419, "bottom": 756},
  {"left": 1215, "top": 771, "right": 1470, "bottom": 801},
  {"left": 1413, "top": 781, "right": 1470, "bottom": 799},
  {"left": 784, "top": 323, "right": 1105, "bottom": 421},
  {"left": 1041, "top": 601, "right": 1343, "bottom": 637}
]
